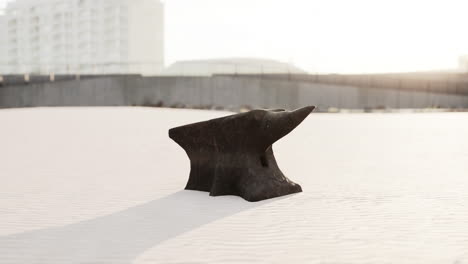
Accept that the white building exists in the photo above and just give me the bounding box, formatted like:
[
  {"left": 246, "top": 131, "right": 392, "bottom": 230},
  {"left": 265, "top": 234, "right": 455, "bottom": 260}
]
[
  {"left": 0, "top": 11, "right": 7, "bottom": 74},
  {"left": 163, "top": 58, "right": 307, "bottom": 76},
  {"left": 0, "top": 0, "right": 164, "bottom": 75}
]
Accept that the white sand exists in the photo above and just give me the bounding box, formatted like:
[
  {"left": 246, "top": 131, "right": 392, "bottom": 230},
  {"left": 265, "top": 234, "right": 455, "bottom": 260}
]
[{"left": 1, "top": 107, "right": 468, "bottom": 264}]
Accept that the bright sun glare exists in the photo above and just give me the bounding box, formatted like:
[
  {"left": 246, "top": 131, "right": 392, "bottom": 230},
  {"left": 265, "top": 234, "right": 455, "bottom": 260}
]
[{"left": 166, "top": 0, "right": 468, "bottom": 73}]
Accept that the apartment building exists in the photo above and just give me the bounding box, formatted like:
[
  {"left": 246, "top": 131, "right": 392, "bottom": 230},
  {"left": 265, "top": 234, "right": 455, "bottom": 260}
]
[
  {"left": 0, "top": 12, "right": 7, "bottom": 74},
  {"left": 0, "top": 0, "right": 164, "bottom": 75}
]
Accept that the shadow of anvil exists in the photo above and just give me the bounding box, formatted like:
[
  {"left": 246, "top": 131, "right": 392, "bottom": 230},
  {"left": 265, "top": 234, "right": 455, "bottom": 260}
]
[{"left": 169, "top": 106, "right": 315, "bottom": 202}]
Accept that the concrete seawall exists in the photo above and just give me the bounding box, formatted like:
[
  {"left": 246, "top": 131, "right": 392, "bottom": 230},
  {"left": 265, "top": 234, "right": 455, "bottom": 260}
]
[{"left": 1, "top": 75, "right": 468, "bottom": 110}]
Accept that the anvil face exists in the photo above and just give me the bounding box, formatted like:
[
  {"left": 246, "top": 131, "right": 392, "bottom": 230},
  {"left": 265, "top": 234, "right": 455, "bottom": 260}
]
[{"left": 169, "top": 106, "right": 315, "bottom": 202}]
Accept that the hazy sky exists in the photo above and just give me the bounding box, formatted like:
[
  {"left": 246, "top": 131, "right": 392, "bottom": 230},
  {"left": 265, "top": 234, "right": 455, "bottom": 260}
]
[{"left": 2, "top": 0, "right": 468, "bottom": 73}]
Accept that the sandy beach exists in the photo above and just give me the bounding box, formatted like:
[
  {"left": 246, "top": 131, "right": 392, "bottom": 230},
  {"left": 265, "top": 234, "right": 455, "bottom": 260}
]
[{"left": 1, "top": 107, "right": 468, "bottom": 263}]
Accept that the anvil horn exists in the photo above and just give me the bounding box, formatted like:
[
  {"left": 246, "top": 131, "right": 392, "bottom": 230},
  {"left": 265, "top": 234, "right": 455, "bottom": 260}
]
[{"left": 169, "top": 106, "right": 315, "bottom": 202}]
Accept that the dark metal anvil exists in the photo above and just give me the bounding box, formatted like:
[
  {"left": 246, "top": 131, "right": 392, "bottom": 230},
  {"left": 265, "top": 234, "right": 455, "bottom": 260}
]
[{"left": 169, "top": 106, "right": 315, "bottom": 202}]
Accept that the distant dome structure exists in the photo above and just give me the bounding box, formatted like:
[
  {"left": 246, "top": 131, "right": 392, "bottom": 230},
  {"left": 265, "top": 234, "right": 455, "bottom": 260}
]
[{"left": 163, "top": 58, "right": 307, "bottom": 76}]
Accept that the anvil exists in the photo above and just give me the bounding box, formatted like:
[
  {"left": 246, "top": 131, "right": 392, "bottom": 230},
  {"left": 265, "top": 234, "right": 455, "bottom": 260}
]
[{"left": 169, "top": 106, "right": 315, "bottom": 202}]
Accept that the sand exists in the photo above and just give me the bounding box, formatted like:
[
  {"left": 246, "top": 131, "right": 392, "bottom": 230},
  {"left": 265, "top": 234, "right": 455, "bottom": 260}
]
[{"left": 0, "top": 107, "right": 468, "bottom": 263}]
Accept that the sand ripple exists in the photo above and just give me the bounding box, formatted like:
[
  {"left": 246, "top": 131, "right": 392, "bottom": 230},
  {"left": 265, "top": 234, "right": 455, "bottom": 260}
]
[{"left": 0, "top": 108, "right": 467, "bottom": 263}]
